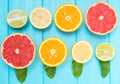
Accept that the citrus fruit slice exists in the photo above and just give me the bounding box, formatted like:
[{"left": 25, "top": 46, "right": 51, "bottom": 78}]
[
  {"left": 7, "top": 9, "right": 28, "bottom": 28},
  {"left": 1, "top": 33, "right": 36, "bottom": 69},
  {"left": 55, "top": 4, "right": 82, "bottom": 32},
  {"left": 30, "top": 7, "right": 52, "bottom": 29},
  {"left": 85, "top": 2, "right": 117, "bottom": 35},
  {"left": 71, "top": 41, "right": 93, "bottom": 63},
  {"left": 38, "top": 38, "right": 67, "bottom": 67},
  {"left": 96, "top": 43, "right": 115, "bottom": 61}
]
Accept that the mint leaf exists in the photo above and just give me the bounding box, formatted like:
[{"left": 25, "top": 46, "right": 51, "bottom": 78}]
[
  {"left": 72, "top": 60, "right": 83, "bottom": 78},
  {"left": 16, "top": 68, "right": 27, "bottom": 83},
  {"left": 99, "top": 61, "right": 110, "bottom": 78},
  {"left": 45, "top": 65, "right": 56, "bottom": 79}
]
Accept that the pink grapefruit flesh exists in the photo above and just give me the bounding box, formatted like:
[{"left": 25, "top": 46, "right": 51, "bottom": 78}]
[
  {"left": 1, "top": 33, "right": 36, "bottom": 69},
  {"left": 85, "top": 2, "right": 117, "bottom": 35}
]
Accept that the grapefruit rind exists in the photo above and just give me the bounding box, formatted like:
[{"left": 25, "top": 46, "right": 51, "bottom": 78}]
[
  {"left": 85, "top": 2, "right": 117, "bottom": 35},
  {"left": 95, "top": 43, "right": 115, "bottom": 61},
  {"left": 38, "top": 38, "right": 68, "bottom": 67},
  {"left": 55, "top": 4, "right": 83, "bottom": 32},
  {"left": 7, "top": 9, "right": 28, "bottom": 28},
  {"left": 30, "top": 7, "right": 52, "bottom": 29},
  {"left": 1, "top": 33, "right": 36, "bottom": 69},
  {"left": 71, "top": 41, "right": 93, "bottom": 63}
]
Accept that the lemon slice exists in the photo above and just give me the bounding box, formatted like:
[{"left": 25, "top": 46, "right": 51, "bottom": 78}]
[
  {"left": 96, "top": 43, "right": 115, "bottom": 61},
  {"left": 71, "top": 41, "right": 93, "bottom": 63},
  {"left": 7, "top": 9, "right": 28, "bottom": 28},
  {"left": 30, "top": 7, "right": 52, "bottom": 29}
]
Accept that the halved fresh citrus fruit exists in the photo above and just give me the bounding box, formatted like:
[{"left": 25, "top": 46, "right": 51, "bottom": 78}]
[
  {"left": 1, "top": 33, "right": 36, "bottom": 69},
  {"left": 38, "top": 38, "right": 67, "bottom": 67},
  {"left": 55, "top": 4, "right": 82, "bottom": 32},
  {"left": 71, "top": 41, "right": 93, "bottom": 63},
  {"left": 7, "top": 9, "right": 28, "bottom": 28},
  {"left": 30, "top": 7, "right": 52, "bottom": 29},
  {"left": 96, "top": 43, "right": 115, "bottom": 61},
  {"left": 85, "top": 2, "right": 117, "bottom": 35}
]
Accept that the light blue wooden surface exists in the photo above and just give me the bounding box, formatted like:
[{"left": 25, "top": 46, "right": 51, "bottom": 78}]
[{"left": 0, "top": 0, "right": 119, "bottom": 84}]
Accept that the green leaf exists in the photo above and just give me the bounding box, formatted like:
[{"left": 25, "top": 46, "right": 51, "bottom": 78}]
[
  {"left": 99, "top": 61, "right": 110, "bottom": 78},
  {"left": 72, "top": 60, "right": 83, "bottom": 78},
  {"left": 45, "top": 65, "right": 56, "bottom": 79},
  {"left": 16, "top": 68, "right": 27, "bottom": 83}
]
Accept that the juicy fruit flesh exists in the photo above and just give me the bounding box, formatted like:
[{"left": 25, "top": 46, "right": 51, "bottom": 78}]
[
  {"left": 72, "top": 41, "right": 92, "bottom": 63},
  {"left": 96, "top": 43, "right": 115, "bottom": 61},
  {"left": 55, "top": 5, "right": 81, "bottom": 31},
  {"left": 2, "top": 34, "right": 35, "bottom": 68},
  {"left": 86, "top": 3, "right": 117, "bottom": 34},
  {"left": 7, "top": 10, "right": 27, "bottom": 28},
  {"left": 31, "top": 8, "right": 51, "bottom": 28},
  {"left": 39, "top": 38, "right": 67, "bottom": 66}
]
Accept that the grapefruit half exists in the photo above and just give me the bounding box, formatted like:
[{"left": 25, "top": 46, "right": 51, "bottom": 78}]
[
  {"left": 85, "top": 2, "right": 117, "bottom": 35},
  {"left": 1, "top": 33, "right": 36, "bottom": 69}
]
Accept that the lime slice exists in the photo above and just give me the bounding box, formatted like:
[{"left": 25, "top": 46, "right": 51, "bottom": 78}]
[
  {"left": 30, "top": 7, "right": 52, "bottom": 29},
  {"left": 71, "top": 41, "right": 93, "bottom": 63},
  {"left": 96, "top": 43, "right": 115, "bottom": 61},
  {"left": 7, "top": 9, "right": 28, "bottom": 28}
]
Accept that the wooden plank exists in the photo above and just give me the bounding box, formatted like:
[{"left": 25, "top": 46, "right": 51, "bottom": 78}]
[
  {"left": 108, "top": 0, "right": 120, "bottom": 83},
  {"left": 8, "top": 0, "right": 44, "bottom": 84},
  {"left": 0, "top": 0, "right": 9, "bottom": 84},
  {"left": 43, "top": 0, "right": 77, "bottom": 84},
  {"left": 76, "top": 0, "right": 110, "bottom": 84}
]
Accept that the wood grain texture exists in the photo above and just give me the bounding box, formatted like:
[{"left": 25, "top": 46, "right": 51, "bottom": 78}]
[
  {"left": 108, "top": 0, "right": 120, "bottom": 84},
  {"left": 0, "top": 0, "right": 119, "bottom": 84},
  {"left": 0, "top": 0, "right": 9, "bottom": 84}
]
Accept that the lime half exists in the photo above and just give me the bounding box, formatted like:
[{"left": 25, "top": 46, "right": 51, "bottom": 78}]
[
  {"left": 96, "top": 43, "right": 115, "bottom": 61},
  {"left": 7, "top": 9, "right": 28, "bottom": 28}
]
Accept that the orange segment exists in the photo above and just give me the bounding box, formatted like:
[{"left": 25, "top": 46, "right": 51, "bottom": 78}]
[
  {"left": 39, "top": 38, "right": 67, "bottom": 67},
  {"left": 55, "top": 4, "right": 82, "bottom": 32}
]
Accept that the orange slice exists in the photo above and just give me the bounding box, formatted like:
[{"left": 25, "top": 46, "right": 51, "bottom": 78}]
[
  {"left": 30, "top": 7, "right": 52, "bottom": 29},
  {"left": 38, "top": 38, "right": 67, "bottom": 67},
  {"left": 71, "top": 41, "right": 93, "bottom": 63},
  {"left": 55, "top": 4, "right": 82, "bottom": 32}
]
